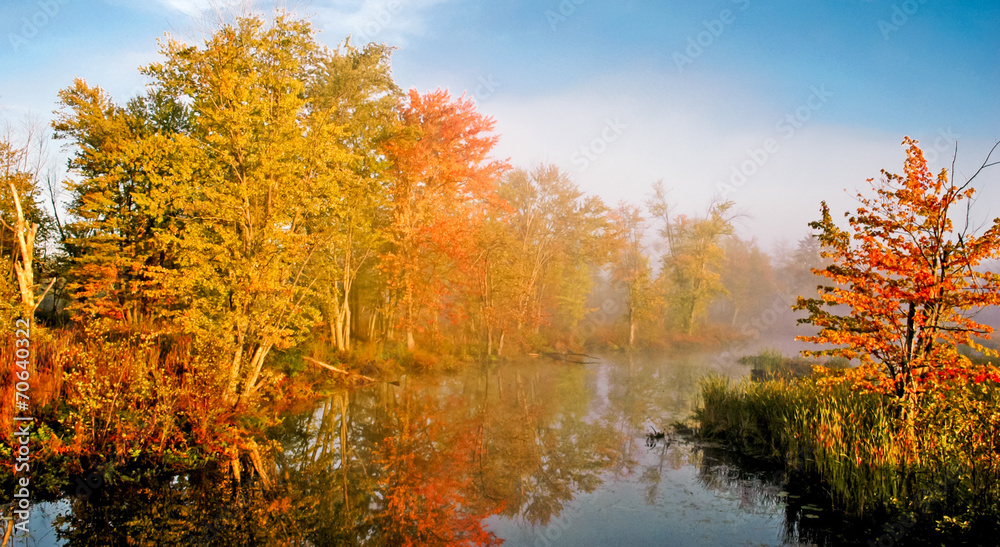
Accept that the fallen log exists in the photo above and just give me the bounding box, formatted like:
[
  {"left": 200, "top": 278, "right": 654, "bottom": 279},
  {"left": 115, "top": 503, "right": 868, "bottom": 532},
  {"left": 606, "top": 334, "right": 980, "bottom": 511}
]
[
  {"left": 303, "top": 356, "right": 378, "bottom": 384},
  {"left": 540, "top": 352, "right": 599, "bottom": 364}
]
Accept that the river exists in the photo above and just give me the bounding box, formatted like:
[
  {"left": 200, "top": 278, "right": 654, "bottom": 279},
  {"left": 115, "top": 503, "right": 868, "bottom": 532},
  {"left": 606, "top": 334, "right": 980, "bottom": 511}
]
[{"left": 22, "top": 352, "right": 873, "bottom": 545}]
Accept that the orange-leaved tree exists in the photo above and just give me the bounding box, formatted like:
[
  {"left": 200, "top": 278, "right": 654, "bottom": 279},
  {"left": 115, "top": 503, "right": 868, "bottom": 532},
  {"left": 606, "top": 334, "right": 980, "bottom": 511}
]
[
  {"left": 796, "top": 137, "right": 1000, "bottom": 404},
  {"left": 382, "top": 89, "right": 508, "bottom": 352}
]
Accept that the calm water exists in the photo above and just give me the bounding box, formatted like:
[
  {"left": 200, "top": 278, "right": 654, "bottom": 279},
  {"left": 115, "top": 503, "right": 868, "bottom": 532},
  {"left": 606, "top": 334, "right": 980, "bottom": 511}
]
[{"left": 25, "top": 352, "right": 877, "bottom": 545}]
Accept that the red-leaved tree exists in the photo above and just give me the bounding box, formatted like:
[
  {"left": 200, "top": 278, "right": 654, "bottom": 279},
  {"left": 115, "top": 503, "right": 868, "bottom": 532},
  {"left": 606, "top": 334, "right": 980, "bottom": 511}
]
[{"left": 796, "top": 137, "right": 1000, "bottom": 404}]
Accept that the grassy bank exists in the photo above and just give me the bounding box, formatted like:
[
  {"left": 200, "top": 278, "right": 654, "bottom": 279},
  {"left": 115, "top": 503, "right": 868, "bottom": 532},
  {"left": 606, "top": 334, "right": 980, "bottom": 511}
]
[{"left": 696, "top": 354, "right": 1000, "bottom": 541}]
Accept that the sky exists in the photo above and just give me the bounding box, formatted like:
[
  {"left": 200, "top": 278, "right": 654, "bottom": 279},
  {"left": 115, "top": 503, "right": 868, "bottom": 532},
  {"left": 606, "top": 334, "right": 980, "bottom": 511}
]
[{"left": 2, "top": 0, "right": 999, "bottom": 249}]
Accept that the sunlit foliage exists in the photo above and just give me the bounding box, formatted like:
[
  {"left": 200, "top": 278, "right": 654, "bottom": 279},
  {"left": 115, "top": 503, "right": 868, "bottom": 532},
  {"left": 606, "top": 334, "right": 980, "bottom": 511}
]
[{"left": 796, "top": 138, "right": 1000, "bottom": 402}]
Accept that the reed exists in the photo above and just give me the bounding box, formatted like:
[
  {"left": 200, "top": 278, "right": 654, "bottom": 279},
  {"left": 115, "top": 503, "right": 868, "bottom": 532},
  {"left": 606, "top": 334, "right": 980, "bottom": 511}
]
[{"left": 696, "top": 365, "right": 1000, "bottom": 534}]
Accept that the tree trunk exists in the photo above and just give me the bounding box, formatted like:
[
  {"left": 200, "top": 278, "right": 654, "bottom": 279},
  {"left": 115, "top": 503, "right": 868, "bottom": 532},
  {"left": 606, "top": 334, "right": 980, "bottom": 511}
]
[
  {"left": 333, "top": 309, "right": 347, "bottom": 352},
  {"left": 350, "top": 277, "right": 361, "bottom": 342},
  {"left": 239, "top": 342, "right": 273, "bottom": 403},
  {"left": 223, "top": 336, "right": 245, "bottom": 404},
  {"left": 343, "top": 305, "right": 352, "bottom": 351},
  {"left": 685, "top": 259, "right": 708, "bottom": 335},
  {"left": 368, "top": 311, "right": 378, "bottom": 342},
  {"left": 332, "top": 318, "right": 343, "bottom": 352},
  {"left": 405, "top": 281, "right": 415, "bottom": 352},
  {"left": 231, "top": 455, "right": 241, "bottom": 485},
  {"left": 338, "top": 238, "right": 354, "bottom": 352},
  {"left": 9, "top": 182, "right": 39, "bottom": 319}
]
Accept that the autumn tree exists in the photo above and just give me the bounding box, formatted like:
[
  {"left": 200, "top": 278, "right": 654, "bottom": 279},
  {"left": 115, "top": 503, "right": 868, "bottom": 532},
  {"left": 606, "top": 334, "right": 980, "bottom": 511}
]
[
  {"left": 471, "top": 194, "right": 519, "bottom": 356},
  {"left": 648, "top": 181, "right": 736, "bottom": 334},
  {"left": 775, "top": 235, "right": 824, "bottom": 298},
  {"left": 56, "top": 14, "right": 344, "bottom": 404},
  {"left": 719, "top": 236, "right": 776, "bottom": 327},
  {"left": 491, "top": 165, "right": 608, "bottom": 349},
  {"left": 148, "top": 14, "right": 339, "bottom": 404},
  {"left": 303, "top": 41, "right": 400, "bottom": 352},
  {"left": 53, "top": 80, "right": 195, "bottom": 326},
  {"left": 382, "top": 89, "right": 507, "bottom": 352},
  {"left": 608, "top": 202, "right": 654, "bottom": 347},
  {"left": 796, "top": 137, "right": 1000, "bottom": 404}
]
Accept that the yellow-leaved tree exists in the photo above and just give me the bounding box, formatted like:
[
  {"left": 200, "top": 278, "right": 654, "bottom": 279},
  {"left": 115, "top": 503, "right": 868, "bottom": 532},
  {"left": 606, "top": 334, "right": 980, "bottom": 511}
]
[{"left": 56, "top": 14, "right": 350, "bottom": 405}]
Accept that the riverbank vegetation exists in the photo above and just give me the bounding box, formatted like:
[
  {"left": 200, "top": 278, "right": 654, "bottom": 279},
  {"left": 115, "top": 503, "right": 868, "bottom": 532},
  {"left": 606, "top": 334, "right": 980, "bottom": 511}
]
[
  {"left": 698, "top": 360, "right": 1000, "bottom": 541},
  {"left": 696, "top": 139, "right": 1000, "bottom": 542}
]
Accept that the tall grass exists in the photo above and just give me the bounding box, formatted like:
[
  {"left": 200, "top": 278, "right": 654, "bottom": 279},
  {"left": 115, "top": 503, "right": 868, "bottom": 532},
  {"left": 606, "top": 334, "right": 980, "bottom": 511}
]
[
  {"left": 696, "top": 370, "right": 1000, "bottom": 535},
  {"left": 0, "top": 328, "right": 71, "bottom": 443}
]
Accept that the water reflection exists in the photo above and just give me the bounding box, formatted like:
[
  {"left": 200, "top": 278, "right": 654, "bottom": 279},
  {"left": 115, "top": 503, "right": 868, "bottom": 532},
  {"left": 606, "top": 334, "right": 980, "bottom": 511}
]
[
  {"left": 262, "top": 361, "right": 626, "bottom": 545},
  {"left": 50, "top": 354, "right": 874, "bottom": 545}
]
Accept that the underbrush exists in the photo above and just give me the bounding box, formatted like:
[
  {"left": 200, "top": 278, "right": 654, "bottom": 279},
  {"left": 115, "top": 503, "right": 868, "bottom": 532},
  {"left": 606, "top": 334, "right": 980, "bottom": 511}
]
[
  {"left": 0, "top": 323, "right": 330, "bottom": 499},
  {"left": 696, "top": 355, "right": 1000, "bottom": 542}
]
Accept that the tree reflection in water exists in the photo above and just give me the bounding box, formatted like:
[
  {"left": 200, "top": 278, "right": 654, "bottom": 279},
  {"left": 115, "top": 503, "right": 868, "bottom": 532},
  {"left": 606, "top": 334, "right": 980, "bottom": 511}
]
[
  {"left": 52, "top": 356, "right": 866, "bottom": 546},
  {"left": 56, "top": 362, "right": 623, "bottom": 545},
  {"left": 278, "top": 363, "right": 627, "bottom": 544}
]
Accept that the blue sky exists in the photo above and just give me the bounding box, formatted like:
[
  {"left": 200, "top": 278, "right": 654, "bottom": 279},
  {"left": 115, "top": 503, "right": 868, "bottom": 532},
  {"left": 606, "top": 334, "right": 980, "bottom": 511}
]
[{"left": 2, "top": 0, "right": 998, "bottom": 246}]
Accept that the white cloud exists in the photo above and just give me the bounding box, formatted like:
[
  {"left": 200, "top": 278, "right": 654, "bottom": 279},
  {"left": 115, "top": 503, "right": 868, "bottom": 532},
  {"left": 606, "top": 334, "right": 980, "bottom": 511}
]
[
  {"left": 309, "top": 0, "right": 456, "bottom": 47},
  {"left": 155, "top": 0, "right": 214, "bottom": 14},
  {"left": 145, "top": 0, "right": 257, "bottom": 17}
]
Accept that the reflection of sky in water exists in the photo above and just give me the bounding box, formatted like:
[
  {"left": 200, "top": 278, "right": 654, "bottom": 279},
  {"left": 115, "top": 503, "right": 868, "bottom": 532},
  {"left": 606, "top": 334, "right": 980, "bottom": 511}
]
[
  {"left": 485, "top": 355, "right": 792, "bottom": 546},
  {"left": 11, "top": 500, "right": 70, "bottom": 546},
  {"left": 486, "top": 453, "right": 790, "bottom": 547}
]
